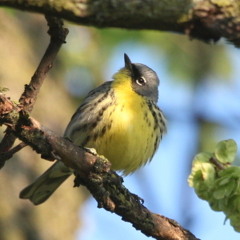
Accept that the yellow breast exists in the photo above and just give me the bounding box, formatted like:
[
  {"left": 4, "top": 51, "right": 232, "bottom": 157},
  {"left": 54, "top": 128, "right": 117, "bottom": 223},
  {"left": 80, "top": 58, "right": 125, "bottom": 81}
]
[{"left": 86, "top": 73, "right": 163, "bottom": 174}]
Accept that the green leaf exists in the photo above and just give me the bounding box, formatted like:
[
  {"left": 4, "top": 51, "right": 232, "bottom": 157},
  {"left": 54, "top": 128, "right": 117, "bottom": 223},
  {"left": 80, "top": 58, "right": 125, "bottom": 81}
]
[
  {"left": 228, "top": 195, "right": 240, "bottom": 214},
  {"left": 189, "top": 140, "right": 240, "bottom": 232},
  {"left": 192, "top": 152, "right": 213, "bottom": 163},
  {"left": 213, "top": 183, "right": 233, "bottom": 200},
  {"left": 188, "top": 152, "right": 215, "bottom": 189},
  {"left": 214, "top": 139, "right": 238, "bottom": 164},
  {"left": 229, "top": 214, "right": 240, "bottom": 232}
]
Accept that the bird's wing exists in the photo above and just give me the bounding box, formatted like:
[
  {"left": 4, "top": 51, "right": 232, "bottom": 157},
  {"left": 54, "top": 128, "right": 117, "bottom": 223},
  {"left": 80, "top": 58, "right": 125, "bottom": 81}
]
[{"left": 64, "top": 81, "right": 113, "bottom": 145}]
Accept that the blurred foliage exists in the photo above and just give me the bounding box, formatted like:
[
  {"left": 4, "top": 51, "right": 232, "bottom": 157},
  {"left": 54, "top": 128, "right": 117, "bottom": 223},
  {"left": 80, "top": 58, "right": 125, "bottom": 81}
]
[{"left": 0, "top": 5, "right": 237, "bottom": 240}]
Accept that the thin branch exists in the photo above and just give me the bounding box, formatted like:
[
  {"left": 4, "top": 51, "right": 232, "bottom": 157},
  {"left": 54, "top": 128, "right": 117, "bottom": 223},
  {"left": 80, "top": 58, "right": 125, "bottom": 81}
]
[
  {"left": 0, "top": 128, "right": 16, "bottom": 152},
  {"left": 0, "top": 16, "right": 68, "bottom": 166},
  {"left": 0, "top": 94, "right": 200, "bottom": 240},
  {"left": 0, "top": 142, "right": 27, "bottom": 168},
  {"left": 0, "top": 94, "right": 18, "bottom": 162},
  {"left": 209, "top": 157, "right": 226, "bottom": 170},
  {"left": 19, "top": 16, "right": 69, "bottom": 112}
]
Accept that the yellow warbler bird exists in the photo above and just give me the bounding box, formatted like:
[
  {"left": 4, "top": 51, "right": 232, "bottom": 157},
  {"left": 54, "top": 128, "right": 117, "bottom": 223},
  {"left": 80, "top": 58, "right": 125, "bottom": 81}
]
[{"left": 20, "top": 54, "right": 166, "bottom": 205}]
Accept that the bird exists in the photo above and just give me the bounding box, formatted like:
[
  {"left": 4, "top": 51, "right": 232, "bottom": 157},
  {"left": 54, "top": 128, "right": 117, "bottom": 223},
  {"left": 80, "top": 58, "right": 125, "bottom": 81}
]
[{"left": 19, "top": 53, "right": 167, "bottom": 205}]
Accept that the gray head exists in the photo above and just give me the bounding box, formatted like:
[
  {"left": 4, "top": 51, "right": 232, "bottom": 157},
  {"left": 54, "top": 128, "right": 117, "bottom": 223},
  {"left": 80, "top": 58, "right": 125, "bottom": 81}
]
[{"left": 124, "top": 53, "right": 159, "bottom": 103}]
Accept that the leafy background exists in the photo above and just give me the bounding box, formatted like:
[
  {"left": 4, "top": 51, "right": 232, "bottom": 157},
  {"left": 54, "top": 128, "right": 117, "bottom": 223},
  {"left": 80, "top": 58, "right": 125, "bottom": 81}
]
[{"left": 0, "top": 9, "right": 239, "bottom": 240}]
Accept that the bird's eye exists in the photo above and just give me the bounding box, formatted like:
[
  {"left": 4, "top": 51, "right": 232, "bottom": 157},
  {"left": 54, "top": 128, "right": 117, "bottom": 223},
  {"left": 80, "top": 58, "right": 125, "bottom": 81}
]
[{"left": 136, "top": 77, "right": 146, "bottom": 86}]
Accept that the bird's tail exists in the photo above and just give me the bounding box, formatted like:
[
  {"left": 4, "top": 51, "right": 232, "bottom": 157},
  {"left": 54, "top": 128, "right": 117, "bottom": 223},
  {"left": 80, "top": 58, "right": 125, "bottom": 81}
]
[{"left": 19, "top": 161, "right": 72, "bottom": 205}]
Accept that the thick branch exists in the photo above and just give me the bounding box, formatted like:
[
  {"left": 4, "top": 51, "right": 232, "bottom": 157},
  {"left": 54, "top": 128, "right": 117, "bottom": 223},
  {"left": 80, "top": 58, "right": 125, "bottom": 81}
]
[
  {"left": 0, "top": 0, "right": 240, "bottom": 46},
  {"left": 0, "top": 94, "right": 200, "bottom": 240}
]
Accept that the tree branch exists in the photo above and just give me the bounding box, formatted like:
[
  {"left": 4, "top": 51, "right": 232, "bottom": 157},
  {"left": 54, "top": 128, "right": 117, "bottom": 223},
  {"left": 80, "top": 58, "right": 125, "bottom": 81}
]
[
  {"left": 0, "top": 16, "right": 68, "bottom": 167},
  {"left": 0, "top": 93, "right": 200, "bottom": 240},
  {"left": 0, "top": 142, "right": 27, "bottom": 168},
  {"left": 0, "top": 0, "right": 240, "bottom": 46},
  {"left": 19, "top": 16, "right": 69, "bottom": 112}
]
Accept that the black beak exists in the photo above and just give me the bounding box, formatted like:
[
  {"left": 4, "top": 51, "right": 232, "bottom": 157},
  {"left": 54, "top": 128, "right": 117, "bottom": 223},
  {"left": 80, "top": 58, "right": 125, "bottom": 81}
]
[{"left": 124, "top": 53, "right": 133, "bottom": 72}]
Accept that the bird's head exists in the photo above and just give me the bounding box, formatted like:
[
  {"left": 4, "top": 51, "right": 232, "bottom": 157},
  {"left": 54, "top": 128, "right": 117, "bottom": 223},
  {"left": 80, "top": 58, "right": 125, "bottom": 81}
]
[{"left": 113, "top": 54, "right": 160, "bottom": 103}]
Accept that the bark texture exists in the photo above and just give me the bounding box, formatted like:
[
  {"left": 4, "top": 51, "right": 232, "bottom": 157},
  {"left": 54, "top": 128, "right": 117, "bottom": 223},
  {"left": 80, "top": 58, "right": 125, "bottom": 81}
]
[{"left": 0, "top": 0, "right": 240, "bottom": 46}]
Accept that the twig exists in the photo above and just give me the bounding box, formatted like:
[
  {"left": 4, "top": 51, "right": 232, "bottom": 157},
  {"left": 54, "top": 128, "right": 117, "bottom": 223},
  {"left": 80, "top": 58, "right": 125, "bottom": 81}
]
[
  {"left": 0, "top": 128, "right": 16, "bottom": 152},
  {"left": 0, "top": 94, "right": 19, "bottom": 167},
  {"left": 0, "top": 16, "right": 68, "bottom": 164},
  {"left": 209, "top": 157, "right": 226, "bottom": 170},
  {"left": 19, "top": 16, "right": 69, "bottom": 111},
  {"left": 0, "top": 142, "right": 27, "bottom": 168},
  {"left": 0, "top": 94, "right": 200, "bottom": 240}
]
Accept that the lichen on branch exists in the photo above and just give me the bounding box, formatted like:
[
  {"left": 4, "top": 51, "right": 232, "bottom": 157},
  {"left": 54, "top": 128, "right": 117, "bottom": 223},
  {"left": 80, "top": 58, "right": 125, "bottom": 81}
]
[{"left": 0, "top": 0, "right": 240, "bottom": 46}]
